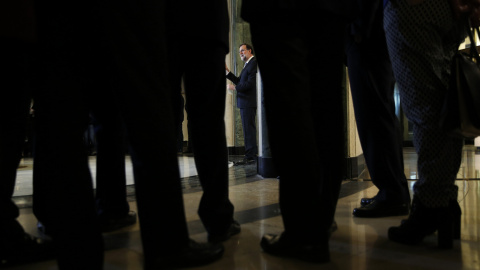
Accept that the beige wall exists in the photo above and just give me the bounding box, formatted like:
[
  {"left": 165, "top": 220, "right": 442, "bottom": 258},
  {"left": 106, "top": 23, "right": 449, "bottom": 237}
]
[
  {"left": 225, "top": 55, "right": 235, "bottom": 147},
  {"left": 345, "top": 68, "right": 363, "bottom": 158}
]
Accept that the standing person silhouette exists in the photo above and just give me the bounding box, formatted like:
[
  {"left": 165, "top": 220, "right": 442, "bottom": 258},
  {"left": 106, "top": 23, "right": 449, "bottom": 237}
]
[
  {"left": 166, "top": 0, "right": 240, "bottom": 243},
  {"left": 226, "top": 43, "right": 258, "bottom": 165},
  {"left": 346, "top": 0, "right": 410, "bottom": 218},
  {"left": 242, "top": 0, "right": 354, "bottom": 263}
]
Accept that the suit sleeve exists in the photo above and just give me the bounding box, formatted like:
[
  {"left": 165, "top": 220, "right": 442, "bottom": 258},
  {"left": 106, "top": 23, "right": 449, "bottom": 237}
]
[
  {"left": 226, "top": 72, "right": 240, "bottom": 84},
  {"left": 234, "top": 62, "right": 257, "bottom": 93}
]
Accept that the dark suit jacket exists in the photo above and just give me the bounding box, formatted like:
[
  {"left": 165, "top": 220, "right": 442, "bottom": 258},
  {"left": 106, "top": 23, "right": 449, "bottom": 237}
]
[{"left": 226, "top": 56, "right": 257, "bottom": 108}]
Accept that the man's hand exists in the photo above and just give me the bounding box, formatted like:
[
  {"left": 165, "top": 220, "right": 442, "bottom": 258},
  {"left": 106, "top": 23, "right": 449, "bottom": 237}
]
[
  {"left": 227, "top": 84, "right": 235, "bottom": 91},
  {"left": 225, "top": 63, "right": 230, "bottom": 73}
]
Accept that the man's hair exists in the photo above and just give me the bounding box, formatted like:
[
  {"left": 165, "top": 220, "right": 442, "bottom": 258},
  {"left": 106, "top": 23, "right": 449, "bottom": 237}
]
[{"left": 239, "top": 43, "right": 254, "bottom": 55}]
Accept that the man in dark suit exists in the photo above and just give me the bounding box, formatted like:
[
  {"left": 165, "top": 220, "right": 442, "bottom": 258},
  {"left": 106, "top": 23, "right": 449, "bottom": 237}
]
[
  {"left": 345, "top": 0, "right": 410, "bottom": 218},
  {"left": 226, "top": 44, "right": 258, "bottom": 164},
  {"left": 241, "top": 0, "right": 354, "bottom": 263},
  {"left": 166, "top": 0, "right": 240, "bottom": 243}
]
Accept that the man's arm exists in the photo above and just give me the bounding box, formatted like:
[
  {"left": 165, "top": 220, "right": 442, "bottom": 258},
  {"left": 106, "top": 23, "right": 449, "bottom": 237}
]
[
  {"left": 225, "top": 64, "right": 240, "bottom": 84},
  {"left": 226, "top": 71, "right": 240, "bottom": 85},
  {"left": 233, "top": 60, "right": 257, "bottom": 92}
]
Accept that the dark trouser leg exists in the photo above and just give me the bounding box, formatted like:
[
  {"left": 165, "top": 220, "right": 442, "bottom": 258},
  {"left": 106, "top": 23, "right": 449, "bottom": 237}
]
[
  {"left": 168, "top": 40, "right": 234, "bottom": 235},
  {"left": 33, "top": 94, "right": 104, "bottom": 270},
  {"left": 32, "top": 71, "right": 104, "bottom": 270},
  {"left": 32, "top": 2, "right": 104, "bottom": 268},
  {"left": 240, "top": 108, "right": 257, "bottom": 159},
  {"left": 90, "top": 98, "right": 129, "bottom": 218},
  {"left": 345, "top": 19, "right": 409, "bottom": 203},
  {"left": 119, "top": 95, "right": 190, "bottom": 256},
  {"left": 103, "top": 0, "right": 190, "bottom": 261},
  {"left": 0, "top": 39, "right": 32, "bottom": 243},
  {"left": 250, "top": 11, "right": 345, "bottom": 241}
]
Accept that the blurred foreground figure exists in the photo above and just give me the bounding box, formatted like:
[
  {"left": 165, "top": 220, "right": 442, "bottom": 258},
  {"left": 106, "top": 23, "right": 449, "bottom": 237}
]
[
  {"left": 0, "top": 1, "right": 55, "bottom": 266},
  {"left": 241, "top": 0, "right": 354, "bottom": 263}
]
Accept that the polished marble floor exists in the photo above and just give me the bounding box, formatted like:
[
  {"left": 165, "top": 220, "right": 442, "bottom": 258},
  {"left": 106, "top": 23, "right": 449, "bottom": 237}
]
[{"left": 8, "top": 147, "right": 480, "bottom": 270}]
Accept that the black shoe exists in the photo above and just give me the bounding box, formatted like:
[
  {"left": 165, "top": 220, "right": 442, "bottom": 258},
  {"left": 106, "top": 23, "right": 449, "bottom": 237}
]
[
  {"left": 399, "top": 200, "right": 462, "bottom": 239},
  {"left": 147, "top": 239, "right": 224, "bottom": 269},
  {"left": 100, "top": 211, "right": 137, "bottom": 233},
  {"left": 353, "top": 199, "right": 409, "bottom": 218},
  {"left": 0, "top": 233, "right": 55, "bottom": 266},
  {"left": 260, "top": 233, "right": 330, "bottom": 263},
  {"left": 208, "top": 220, "right": 241, "bottom": 243},
  {"left": 388, "top": 197, "right": 458, "bottom": 249},
  {"left": 360, "top": 196, "right": 376, "bottom": 206}
]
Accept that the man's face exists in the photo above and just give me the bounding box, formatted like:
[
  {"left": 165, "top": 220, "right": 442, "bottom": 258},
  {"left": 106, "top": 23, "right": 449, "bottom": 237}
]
[{"left": 239, "top": 45, "right": 252, "bottom": 62}]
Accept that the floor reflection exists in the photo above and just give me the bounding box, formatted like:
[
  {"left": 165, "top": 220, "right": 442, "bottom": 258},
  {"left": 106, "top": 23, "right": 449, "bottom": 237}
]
[{"left": 10, "top": 148, "right": 480, "bottom": 270}]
